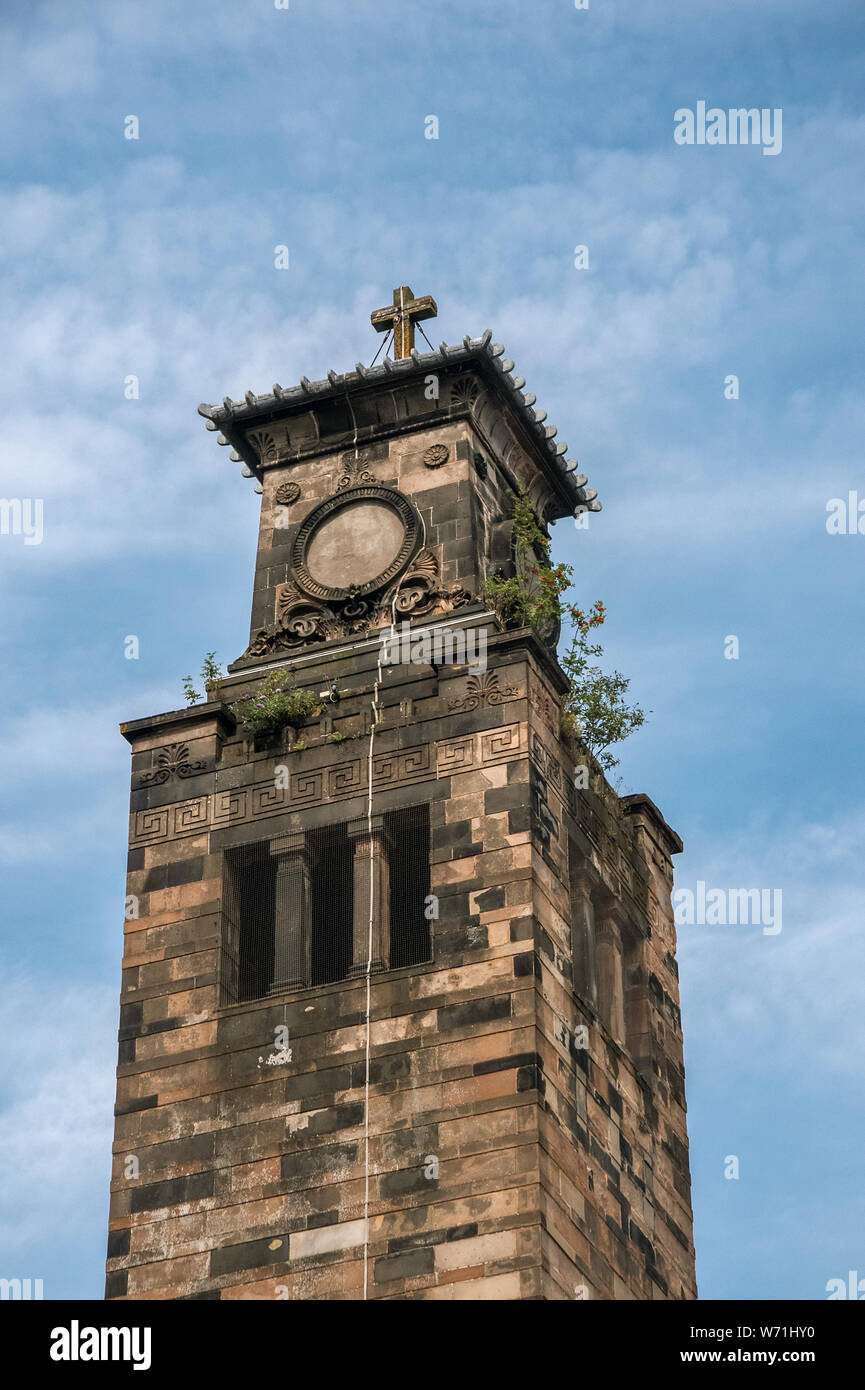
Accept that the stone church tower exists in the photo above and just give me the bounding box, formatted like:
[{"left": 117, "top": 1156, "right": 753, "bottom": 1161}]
[{"left": 106, "top": 289, "right": 697, "bottom": 1300}]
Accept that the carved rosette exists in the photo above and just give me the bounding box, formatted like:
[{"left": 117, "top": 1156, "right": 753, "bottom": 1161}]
[
  {"left": 423, "top": 444, "right": 449, "bottom": 469},
  {"left": 274, "top": 480, "right": 301, "bottom": 506}
]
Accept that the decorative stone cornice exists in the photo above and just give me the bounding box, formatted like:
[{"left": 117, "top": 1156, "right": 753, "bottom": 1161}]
[
  {"left": 621, "top": 793, "right": 683, "bottom": 858},
  {"left": 120, "top": 702, "right": 236, "bottom": 747},
  {"left": 196, "top": 334, "right": 601, "bottom": 524}
]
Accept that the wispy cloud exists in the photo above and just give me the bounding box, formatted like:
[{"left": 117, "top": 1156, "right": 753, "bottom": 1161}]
[
  {"left": 0, "top": 965, "right": 115, "bottom": 1289},
  {"left": 0, "top": 0, "right": 861, "bottom": 1303}
]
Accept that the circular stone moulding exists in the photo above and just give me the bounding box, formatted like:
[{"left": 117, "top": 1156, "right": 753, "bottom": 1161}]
[{"left": 291, "top": 485, "right": 422, "bottom": 602}]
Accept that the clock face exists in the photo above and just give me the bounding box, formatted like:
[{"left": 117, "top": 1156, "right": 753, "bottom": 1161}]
[
  {"left": 291, "top": 485, "right": 422, "bottom": 602},
  {"left": 305, "top": 500, "right": 406, "bottom": 591}
]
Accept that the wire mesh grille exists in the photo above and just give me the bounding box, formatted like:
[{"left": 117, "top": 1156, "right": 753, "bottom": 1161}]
[
  {"left": 221, "top": 805, "right": 432, "bottom": 1002},
  {"left": 309, "top": 823, "right": 354, "bottom": 986},
  {"left": 222, "top": 844, "right": 275, "bottom": 1005},
  {"left": 387, "top": 804, "right": 432, "bottom": 969}
]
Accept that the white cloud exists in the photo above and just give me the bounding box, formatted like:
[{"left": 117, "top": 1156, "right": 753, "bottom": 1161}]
[
  {"left": 0, "top": 122, "right": 851, "bottom": 570},
  {"left": 0, "top": 965, "right": 115, "bottom": 1269},
  {"left": 678, "top": 810, "right": 865, "bottom": 1081}
]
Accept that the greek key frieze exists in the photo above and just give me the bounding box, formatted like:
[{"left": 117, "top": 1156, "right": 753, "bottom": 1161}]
[{"left": 129, "top": 739, "right": 448, "bottom": 847}]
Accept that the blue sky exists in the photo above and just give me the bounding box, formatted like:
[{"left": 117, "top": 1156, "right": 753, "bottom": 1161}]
[{"left": 1, "top": 0, "right": 863, "bottom": 1300}]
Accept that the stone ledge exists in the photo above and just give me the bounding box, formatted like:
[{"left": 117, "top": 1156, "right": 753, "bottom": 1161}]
[{"left": 121, "top": 703, "right": 236, "bottom": 746}]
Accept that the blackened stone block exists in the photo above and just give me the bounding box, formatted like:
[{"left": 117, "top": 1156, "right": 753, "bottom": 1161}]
[
  {"left": 513, "top": 951, "right": 537, "bottom": 977},
  {"left": 436, "top": 923, "right": 488, "bottom": 954},
  {"left": 376, "top": 1124, "right": 438, "bottom": 1166},
  {"left": 147, "top": 1132, "right": 215, "bottom": 1173},
  {"left": 143, "top": 856, "right": 205, "bottom": 893},
  {"left": 435, "top": 891, "right": 474, "bottom": 922},
  {"left": 350, "top": 1053, "right": 411, "bottom": 1088},
  {"left": 483, "top": 785, "right": 526, "bottom": 814},
  {"left": 664, "top": 1212, "right": 691, "bottom": 1250},
  {"left": 474, "top": 1051, "right": 540, "bottom": 1077},
  {"left": 475, "top": 886, "right": 505, "bottom": 911},
  {"left": 437, "top": 993, "right": 511, "bottom": 1032},
  {"left": 281, "top": 1142, "right": 358, "bottom": 1185},
  {"left": 433, "top": 821, "right": 473, "bottom": 848},
  {"left": 288, "top": 1065, "right": 353, "bottom": 1103},
  {"left": 138, "top": 1018, "right": 178, "bottom": 1037},
  {"left": 107, "top": 1228, "right": 131, "bottom": 1259},
  {"left": 114, "top": 1094, "right": 158, "bottom": 1116},
  {"left": 447, "top": 1222, "right": 479, "bottom": 1242},
  {"left": 119, "top": 1001, "right": 143, "bottom": 1034},
  {"left": 517, "top": 1064, "right": 544, "bottom": 1093},
  {"left": 436, "top": 876, "right": 483, "bottom": 900},
  {"left": 131, "top": 1169, "right": 214, "bottom": 1214},
  {"left": 379, "top": 1166, "right": 434, "bottom": 1199},
  {"left": 120, "top": 966, "right": 139, "bottom": 993},
  {"left": 387, "top": 1229, "right": 447, "bottom": 1254},
  {"left": 387, "top": 1221, "right": 478, "bottom": 1255},
  {"left": 536, "top": 926, "right": 556, "bottom": 961},
  {"left": 210, "top": 1233, "right": 289, "bottom": 1277},
  {"left": 509, "top": 915, "right": 533, "bottom": 942},
  {"left": 306, "top": 1211, "right": 339, "bottom": 1230},
  {"left": 105, "top": 1269, "right": 128, "bottom": 1299},
  {"left": 373, "top": 1246, "right": 435, "bottom": 1283},
  {"left": 306, "top": 1103, "right": 365, "bottom": 1137}
]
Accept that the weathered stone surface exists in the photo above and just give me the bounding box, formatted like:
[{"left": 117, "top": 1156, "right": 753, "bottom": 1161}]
[{"left": 106, "top": 324, "right": 695, "bottom": 1302}]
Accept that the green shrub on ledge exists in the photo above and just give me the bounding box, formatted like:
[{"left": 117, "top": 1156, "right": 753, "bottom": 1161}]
[
  {"left": 182, "top": 652, "right": 224, "bottom": 706},
  {"left": 230, "top": 670, "right": 321, "bottom": 741},
  {"left": 482, "top": 493, "right": 648, "bottom": 773},
  {"left": 482, "top": 490, "right": 572, "bottom": 635}
]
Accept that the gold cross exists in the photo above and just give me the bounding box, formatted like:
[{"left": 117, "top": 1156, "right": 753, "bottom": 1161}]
[{"left": 370, "top": 286, "right": 437, "bottom": 360}]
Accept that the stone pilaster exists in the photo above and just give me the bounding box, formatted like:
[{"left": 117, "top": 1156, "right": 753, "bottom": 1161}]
[
  {"left": 569, "top": 868, "right": 599, "bottom": 1010},
  {"left": 594, "top": 890, "right": 627, "bottom": 1046},
  {"left": 347, "top": 814, "right": 391, "bottom": 976},
  {"left": 268, "top": 832, "right": 311, "bottom": 993}
]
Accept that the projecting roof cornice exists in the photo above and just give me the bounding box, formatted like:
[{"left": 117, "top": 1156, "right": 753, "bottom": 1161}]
[{"left": 197, "top": 331, "right": 601, "bottom": 522}]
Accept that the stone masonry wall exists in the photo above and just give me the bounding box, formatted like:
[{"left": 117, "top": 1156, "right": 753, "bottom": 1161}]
[{"left": 107, "top": 630, "right": 695, "bottom": 1300}]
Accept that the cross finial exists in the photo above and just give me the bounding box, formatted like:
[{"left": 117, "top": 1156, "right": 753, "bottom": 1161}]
[{"left": 370, "top": 286, "right": 437, "bottom": 360}]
